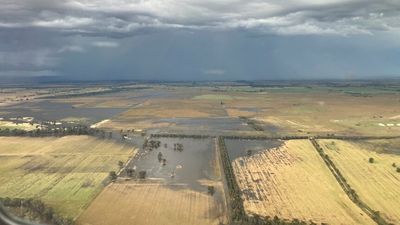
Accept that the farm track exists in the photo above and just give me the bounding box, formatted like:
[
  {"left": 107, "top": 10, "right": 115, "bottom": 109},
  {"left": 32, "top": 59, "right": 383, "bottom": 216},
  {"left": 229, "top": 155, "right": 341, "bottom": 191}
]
[{"left": 310, "top": 138, "right": 389, "bottom": 225}]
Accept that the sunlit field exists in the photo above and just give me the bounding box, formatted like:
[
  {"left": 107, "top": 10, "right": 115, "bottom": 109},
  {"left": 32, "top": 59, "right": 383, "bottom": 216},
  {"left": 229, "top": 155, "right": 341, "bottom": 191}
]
[
  {"left": 319, "top": 139, "right": 400, "bottom": 224},
  {"left": 230, "top": 140, "right": 373, "bottom": 224},
  {"left": 0, "top": 136, "right": 135, "bottom": 219}
]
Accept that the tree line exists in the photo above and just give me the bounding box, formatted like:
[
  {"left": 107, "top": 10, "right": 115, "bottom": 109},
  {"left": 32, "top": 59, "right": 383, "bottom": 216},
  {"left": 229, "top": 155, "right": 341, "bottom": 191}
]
[
  {"left": 0, "top": 126, "right": 116, "bottom": 139},
  {"left": 310, "top": 138, "right": 390, "bottom": 225},
  {"left": 0, "top": 197, "right": 74, "bottom": 225},
  {"left": 150, "top": 133, "right": 211, "bottom": 139}
]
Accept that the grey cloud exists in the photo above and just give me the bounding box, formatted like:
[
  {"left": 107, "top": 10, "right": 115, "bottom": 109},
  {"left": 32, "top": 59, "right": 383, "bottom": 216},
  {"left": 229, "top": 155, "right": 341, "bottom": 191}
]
[
  {"left": 0, "top": 49, "right": 59, "bottom": 71},
  {"left": 1, "top": 0, "right": 400, "bottom": 37},
  {"left": 0, "top": 0, "right": 400, "bottom": 79},
  {"left": 58, "top": 45, "right": 85, "bottom": 53},
  {"left": 0, "top": 70, "right": 58, "bottom": 77}
]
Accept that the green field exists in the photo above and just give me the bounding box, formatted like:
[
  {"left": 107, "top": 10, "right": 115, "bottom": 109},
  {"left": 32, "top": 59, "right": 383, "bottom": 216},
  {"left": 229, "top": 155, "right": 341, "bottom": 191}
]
[{"left": 0, "top": 136, "right": 135, "bottom": 219}]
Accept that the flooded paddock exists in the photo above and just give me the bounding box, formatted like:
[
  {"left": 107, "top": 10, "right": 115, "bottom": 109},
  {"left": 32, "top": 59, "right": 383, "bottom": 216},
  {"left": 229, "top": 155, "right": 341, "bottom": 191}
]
[
  {"left": 100, "top": 136, "right": 229, "bottom": 225},
  {"left": 150, "top": 117, "right": 254, "bottom": 135},
  {"left": 224, "top": 139, "right": 283, "bottom": 160},
  {"left": 0, "top": 100, "right": 126, "bottom": 124},
  {"left": 127, "top": 137, "right": 217, "bottom": 190}
]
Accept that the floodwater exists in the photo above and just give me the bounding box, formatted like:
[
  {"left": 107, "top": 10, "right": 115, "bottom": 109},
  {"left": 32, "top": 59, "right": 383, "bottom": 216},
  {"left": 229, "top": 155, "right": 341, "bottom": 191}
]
[
  {"left": 112, "top": 134, "right": 146, "bottom": 149},
  {"left": 146, "top": 117, "right": 280, "bottom": 136},
  {"left": 225, "top": 139, "right": 283, "bottom": 160},
  {"left": 127, "top": 137, "right": 216, "bottom": 191},
  {"left": 153, "top": 117, "right": 254, "bottom": 135},
  {"left": 238, "top": 107, "right": 263, "bottom": 112},
  {"left": 0, "top": 100, "right": 126, "bottom": 124}
]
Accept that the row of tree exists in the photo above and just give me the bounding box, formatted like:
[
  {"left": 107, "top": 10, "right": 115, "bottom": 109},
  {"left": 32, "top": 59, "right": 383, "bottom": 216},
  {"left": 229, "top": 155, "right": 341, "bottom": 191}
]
[
  {"left": 310, "top": 139, "right": 389, "bottom": 225},
  {"left": 150, "top": 133, "right": 210, "bottom": 139},
  {"left": 217, "top": 136, "right": 246, "bottom": 222},
  {"left": 0, "top": 197, "right": 73, "bottom": 225},
  {"left": 143, "top": 139, "right": 161, "bottom": 150},
  {"left": 0, "top": 126, "right": 119, "bottom": 140},
  {"left": 223, "top": 135, "right": 309, "bottom": 140}
]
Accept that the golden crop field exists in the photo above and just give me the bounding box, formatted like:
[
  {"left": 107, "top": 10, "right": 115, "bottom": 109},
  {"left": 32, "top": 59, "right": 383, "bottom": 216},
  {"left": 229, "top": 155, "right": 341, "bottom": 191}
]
[
  {"left": 77, "top": 182, "right": 227, "bottom": 225},
  {"left": 318, "top": 139, "right": 400, "bottom": 224},
  {"left": 0, "top": 136, "right": 136, "bottom": 218},
  {"left": 231, "top": 139, "right": 374, "bottom": 224}
]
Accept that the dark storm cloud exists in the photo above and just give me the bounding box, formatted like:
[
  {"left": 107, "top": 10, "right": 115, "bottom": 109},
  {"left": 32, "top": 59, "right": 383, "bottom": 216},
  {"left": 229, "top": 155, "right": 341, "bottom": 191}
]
[
  {"left": 2, "top": 0, "right": 400, "bottom": 36},
  {"left": 0, "top": 0, "right": 399, "bottom": 79}
]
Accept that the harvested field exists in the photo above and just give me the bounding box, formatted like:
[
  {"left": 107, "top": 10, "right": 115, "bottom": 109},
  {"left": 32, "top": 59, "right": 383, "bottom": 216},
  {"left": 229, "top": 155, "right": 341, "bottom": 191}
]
[
  {"left": 231, "top": 139, "right": 374, "bottom": 224},
  {"left": 0, "top": 136, "right": 136, "bottom": 218},
  {"left": 318, "top": 139, "right": 400, "bottom": 224},
  {"left": 78, "top": 182, "right": 226, "bottom": 225}
]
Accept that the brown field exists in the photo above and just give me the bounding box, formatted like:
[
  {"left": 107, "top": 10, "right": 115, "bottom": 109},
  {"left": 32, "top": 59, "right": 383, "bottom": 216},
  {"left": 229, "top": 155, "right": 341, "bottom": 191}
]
[
  {"left": 318, "top": 139, "right": 400, "bottom": 224},
  {"left": 54, "top": 96, "right": 138, "bottom": 108},
  {"left": 222, "top": 91, "right": 400, "bottom": 136},
  {"left": 77, "top": 182, "right": 227, "bottom": 225},
  {"left": 0, "top": 87, "right": 114, "bottom": 107},
  {"left": 231, "top": 139, "right": 374, "bottom": 224},
  {"left": 120, "top": 98, "right": 226, "bottom": 119},
  {"left": 93, "top": 86, "right": 400, "bottom": 135},
  {"left": 100, "top": 95, "right": 228, "bottom": 130},
  {"left": 0, "top": 88, "right": 45, "bottom": 106},
  {"left": 0, "top": 136, "right": 136, "bottom": 218}
]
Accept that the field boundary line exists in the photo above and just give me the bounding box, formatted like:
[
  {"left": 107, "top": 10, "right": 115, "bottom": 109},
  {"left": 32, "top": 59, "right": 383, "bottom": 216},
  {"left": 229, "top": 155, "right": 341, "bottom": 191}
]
[
  {"left": 214, "top": 137, "right": 233, "bottom": 224},
  {"left": 310, "top": 138, "right": 389, "bottom": 225},
  {"left": 117, "top": 147, "right": 138, "bottom": 177},
  {"left": 218, "top": 136, "right": 317, "bottom": 225},
  {"left": 217, "top": 136, "right": 247, "bottom": 223},
  {"left": 75, "top": 148, "right": 137, "bottom": 221}
]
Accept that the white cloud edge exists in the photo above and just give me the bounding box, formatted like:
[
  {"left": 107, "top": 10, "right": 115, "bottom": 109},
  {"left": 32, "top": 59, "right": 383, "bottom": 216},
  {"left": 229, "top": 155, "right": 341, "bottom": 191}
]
[{"left": 92, "top": 41, "right": 119, "bottom": 48}]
